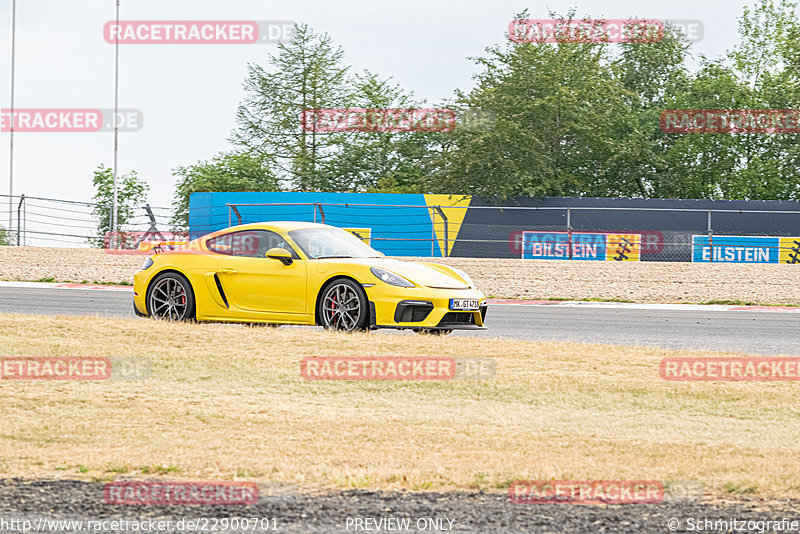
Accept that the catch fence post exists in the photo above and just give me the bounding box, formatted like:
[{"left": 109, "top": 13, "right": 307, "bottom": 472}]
[
  {"left": 567, "top": 207, "right": 573, "bottom": 260},
  {"left": 230, "top": 205, "right": 242, "bottom": 226},
  {"left": 108, "top": 201, "right": 114, "bottom": 249},
  {"left": 16, "top": 194, "right": 24, "bottom": 246},
  {"left": 431, "top": 212, "right": 434, "bottom": 256},
  {"left": 707, "top": 210, "right": 713, "bottom": 263},
  {"left": 433, "top": 206, "right": 448, "bottom": 257}
]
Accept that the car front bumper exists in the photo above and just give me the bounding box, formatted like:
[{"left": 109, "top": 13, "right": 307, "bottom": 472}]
[{"left": 365, "top": 285, "right": 487, "bottom": 330}]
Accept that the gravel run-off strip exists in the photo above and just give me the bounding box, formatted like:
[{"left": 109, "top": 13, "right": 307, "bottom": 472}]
[
  {"left": 1, "top": 246, "right": 800, "bottom": 304},
  {"left": 3, "top": 479, "right": 800, "bottom": 533}
]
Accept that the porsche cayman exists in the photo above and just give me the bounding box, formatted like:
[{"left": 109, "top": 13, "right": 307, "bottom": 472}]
[{"left": 132, "top": 221, "right": 487, "bottom": 333}]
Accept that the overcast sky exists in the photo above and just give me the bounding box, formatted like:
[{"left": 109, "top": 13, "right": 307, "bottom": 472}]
[{"left": 0, "top": 0, "right": 754, "bottom": 215}]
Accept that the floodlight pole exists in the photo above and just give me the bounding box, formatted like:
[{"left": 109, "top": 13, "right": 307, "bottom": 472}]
[
  {"left": 111, "top": 0, "right": 120, "bottom": 248},
  {"left": 8, "top": 0, "right": 16, "bottom": 243}
]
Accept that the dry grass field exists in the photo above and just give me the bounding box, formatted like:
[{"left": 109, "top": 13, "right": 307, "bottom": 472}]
[
  {"left": 1, "top": 313, "right": 799, "bottom": 497},
  {"left": 1, "top": 245, "right": 800, "bottom": 304}
]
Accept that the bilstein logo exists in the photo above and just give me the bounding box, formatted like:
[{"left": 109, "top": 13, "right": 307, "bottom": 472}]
[
  {"left": 508, "top": 230, "right": 663, "bottom": 255},
  {"left": 509, "top": 480, "right": 664, "bottom": 504},
  {"left": 103, "top": 482, "right": 259, "bottom": 505}
]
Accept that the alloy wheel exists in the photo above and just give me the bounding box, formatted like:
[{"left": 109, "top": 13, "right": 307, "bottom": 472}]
[
  {"left": 149, "top": 277, "right": 189, "bottom": 320},
  {"left": 321, "top": 282, "right": 363, "bottom": 332}
]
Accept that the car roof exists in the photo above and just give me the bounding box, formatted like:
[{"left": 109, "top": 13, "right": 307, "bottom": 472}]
[{"left": 214, "top": 221, "right": 333, "bottom": 233}]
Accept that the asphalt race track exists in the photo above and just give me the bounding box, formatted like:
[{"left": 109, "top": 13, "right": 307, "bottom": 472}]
[{"left": 0, "top": 286, "right": 797, "bottom": 355}]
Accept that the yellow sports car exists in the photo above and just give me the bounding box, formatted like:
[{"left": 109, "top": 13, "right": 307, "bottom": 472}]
[{"left": 133, "top": 221, "right": 487, "bottom": 334}]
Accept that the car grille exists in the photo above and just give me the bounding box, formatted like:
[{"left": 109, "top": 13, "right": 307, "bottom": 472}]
[
  {"left": 394, "top": 301, "right": 434, "bottom": 323},
  {"left": 438, "top": 312, "right": 476, "bottom": 326}
]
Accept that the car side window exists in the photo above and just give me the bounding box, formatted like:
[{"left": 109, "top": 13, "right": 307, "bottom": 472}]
[
  {"left": 233, "top": 230, "right": 300, "bottom": 258},
  {"left": 206, "top": 233, "right": 232, "bottom": 255}
]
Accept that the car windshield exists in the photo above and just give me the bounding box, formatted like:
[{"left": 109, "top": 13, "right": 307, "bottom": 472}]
[{"left": 288, "top": 227, "right": 381, "bottom": 260}]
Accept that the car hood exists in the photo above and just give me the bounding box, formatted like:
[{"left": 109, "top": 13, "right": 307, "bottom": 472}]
[{"left": 333, "top": 258, "right": 470, "bottom": 289}]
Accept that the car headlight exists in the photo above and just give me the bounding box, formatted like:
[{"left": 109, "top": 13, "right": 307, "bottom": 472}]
[
  {"left": 141, "top": 257, "right": 154, "bottom": 270},
  {"left": 449, "top": 266, "right": 475, "bottom": 288},
  {"left": 370, "top": 267, "right": 414, "bottom": 288}
]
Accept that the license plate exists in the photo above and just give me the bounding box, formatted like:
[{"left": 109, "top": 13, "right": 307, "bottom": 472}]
[{"left": 450, "top": 299, "right": 480, "bottom": 311}]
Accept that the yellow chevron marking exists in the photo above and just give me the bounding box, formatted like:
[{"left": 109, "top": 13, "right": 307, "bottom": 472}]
[{"left": 424, "top": 194, "right": 472, "bottom": 257}]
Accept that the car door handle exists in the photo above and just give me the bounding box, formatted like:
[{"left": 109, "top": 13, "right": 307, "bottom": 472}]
[{"left": 220, "top": 268, "right": 238, "bottom": 274}]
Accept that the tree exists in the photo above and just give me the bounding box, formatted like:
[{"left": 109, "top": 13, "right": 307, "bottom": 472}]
[
  {"left": 732, "top": 0, "right": 800, "bottom": 200},
  {"left": 171, "top": 152, "right": 279, "bottom": 227},
  {"left": 653, "top": 0, "right": 800, "bottom": 200},
  {"left": 610, "top": 22, "right": 693, "bottom": 197},
  {"left": 430, "top": 11, "right": 639, "bottom": 200},
  {"left": 322, "top": 71, "right": 431, "bottom": 192},
  {"left": 0, "top": 225, "right": 8, "bottom": 246},
  {"left": 232, "top": 23, "right": 350, "bottom": 191},
  {"left": 91, "top": 164, "right": 149, "bottom": 245}
]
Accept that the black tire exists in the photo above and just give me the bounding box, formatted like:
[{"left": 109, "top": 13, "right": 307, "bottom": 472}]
[
  {"left": 415, "top": 328, "right": 454, "bottom": 336},
  {"left": 146, "top": 272, "right": 196, "bottom": 321},
  {"left": 318, "top": 278, "right": 369, "bottom": 332}
]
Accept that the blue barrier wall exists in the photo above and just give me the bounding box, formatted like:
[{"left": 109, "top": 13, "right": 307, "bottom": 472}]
[{"left": 189, "top": 192, "right": 446, "bottom": 257}]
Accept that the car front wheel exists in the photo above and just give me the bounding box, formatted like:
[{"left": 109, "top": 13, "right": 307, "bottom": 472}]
[{"left": 319, "top": 279, "right": 369, "bottom": 332}]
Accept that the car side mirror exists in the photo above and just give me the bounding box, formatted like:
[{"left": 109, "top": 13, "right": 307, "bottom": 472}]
[{"left": 265, "top": 247, "right": 293, "bottom": 265}]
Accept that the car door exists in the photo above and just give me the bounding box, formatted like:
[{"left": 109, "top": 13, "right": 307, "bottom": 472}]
[{"left": 212, "top": 230, "right": 307, "bottom": 315}]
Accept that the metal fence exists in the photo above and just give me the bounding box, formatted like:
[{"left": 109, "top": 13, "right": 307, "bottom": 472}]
[
  {"left": 2, "top": 195, "right": 799, "bottom": 263},
  {"left": 0, "top": 194, "right": 174, "bottom": 248},
  {"left": 216, "top": 201, "right": 800, "bottom": 262}
]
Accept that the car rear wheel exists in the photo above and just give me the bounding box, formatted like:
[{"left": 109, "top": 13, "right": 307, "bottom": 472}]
[
  {"left": 319, "top": 279, "right": 369, "bottom": 332},
  {"left": 147, "top": 272, "right": 195, "bottom": 321}
]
